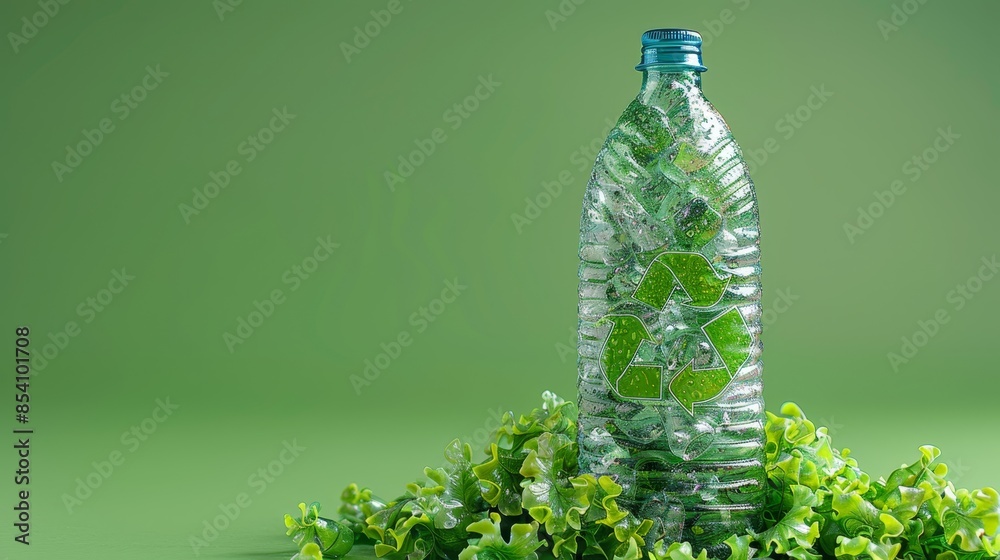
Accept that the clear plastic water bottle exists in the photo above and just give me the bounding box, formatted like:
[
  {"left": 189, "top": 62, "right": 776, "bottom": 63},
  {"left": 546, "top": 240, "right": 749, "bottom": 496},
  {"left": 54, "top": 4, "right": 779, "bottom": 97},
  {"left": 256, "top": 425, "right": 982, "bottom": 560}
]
[{"left": 576, "top": 29, "right": 764, "bottom": 553}]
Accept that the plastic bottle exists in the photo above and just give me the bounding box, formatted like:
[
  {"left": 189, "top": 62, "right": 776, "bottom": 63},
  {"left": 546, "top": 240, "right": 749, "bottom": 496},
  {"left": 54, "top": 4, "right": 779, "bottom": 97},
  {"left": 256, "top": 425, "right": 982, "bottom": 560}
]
[{"left": 576, "top": 28, "right": 764, "bottom": 554}]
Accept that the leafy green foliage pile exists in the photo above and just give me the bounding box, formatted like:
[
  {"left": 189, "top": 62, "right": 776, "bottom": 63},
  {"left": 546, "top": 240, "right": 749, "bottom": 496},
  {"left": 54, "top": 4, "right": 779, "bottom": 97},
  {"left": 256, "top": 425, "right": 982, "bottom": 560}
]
[{"left": 283, "top": 393, "right": 999, "bottom": 560}]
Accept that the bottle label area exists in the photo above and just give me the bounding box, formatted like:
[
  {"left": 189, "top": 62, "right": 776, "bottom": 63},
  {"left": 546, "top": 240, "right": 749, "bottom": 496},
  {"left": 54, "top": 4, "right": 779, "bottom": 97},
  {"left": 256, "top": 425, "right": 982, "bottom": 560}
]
[{"left": 597, "top": 250, "right": 752, "bottom": 413}]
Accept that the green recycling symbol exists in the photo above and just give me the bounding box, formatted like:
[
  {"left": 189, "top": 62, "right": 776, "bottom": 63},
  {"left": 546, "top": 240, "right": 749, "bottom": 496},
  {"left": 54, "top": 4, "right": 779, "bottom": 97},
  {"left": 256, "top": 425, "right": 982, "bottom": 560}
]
[{"left": 598, "top": 251, "right": 752, "bottom": 415}]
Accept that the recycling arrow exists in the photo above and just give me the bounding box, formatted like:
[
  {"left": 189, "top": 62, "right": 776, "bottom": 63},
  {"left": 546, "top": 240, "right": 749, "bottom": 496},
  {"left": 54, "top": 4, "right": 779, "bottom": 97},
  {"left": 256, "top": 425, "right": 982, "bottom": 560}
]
[
  {"left": 668, "top": 307, "right": 752, "bottom": 414},
  {"left": 598, "top": 314, "right": 663, "bottom": 399},
  {"left": 632, "top": 251, "right": 731, "bottom": 310},
  {"left": 598, "top": 251, "right": 753, "bottom": 414}
]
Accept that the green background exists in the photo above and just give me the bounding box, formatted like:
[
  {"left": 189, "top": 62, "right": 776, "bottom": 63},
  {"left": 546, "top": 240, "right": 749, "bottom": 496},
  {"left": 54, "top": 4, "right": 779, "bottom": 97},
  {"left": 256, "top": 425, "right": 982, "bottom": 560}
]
[{"left": 2, "top": 1, "right": 998, "bottom": 558}]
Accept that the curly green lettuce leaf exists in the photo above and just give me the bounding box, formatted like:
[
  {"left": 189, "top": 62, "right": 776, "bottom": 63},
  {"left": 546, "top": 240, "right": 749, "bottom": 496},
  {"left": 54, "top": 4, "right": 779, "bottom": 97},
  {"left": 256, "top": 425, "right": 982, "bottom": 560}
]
[
  {"left": 578, "top": 527, "right": 633, "bottom": 560},
  {"left": 568, "top": 485, "right": 652, "bottom": 560},
  {"left": 413, "top": 440, "right": 488, "bottom": 529},
  {"left": 365, "top": 440, "right": 492, "bottom": 559},
  {"left": 613, "top": 536, "right": 643, "bottom": 560},
  {"left": 880, "top": 446, "right": 950, "bottom": 500},
  {"left": 835, "top": 534, "right": 902, "bottom": 560},
  {"left": 874, "top": 483, "right": 932, "bottom": 527},
  {"left": 284, "top": 502, "right": 355, "bottom": 558},
  {"left": 753, "top": 484, "right": 823, "bottom": 558},
  {"left": 519, "top": 431, "right": 592, "bottom": 535},
  {"left": 361, "top": 495, "right": 438, "bottom": 559},
  {"left": 648, "top": 540, "right": 710, "bottom": 560},
  {"left": 493, "top": 391, "right": 578, "bottom": 453},
  {"left": 933, "top": 486, "right": 1000, "bottom": 554},
  {"left": 339, "top": 484, "right": 388, "bottom": 535},
  {"left": 458, "top": 512, "right": 543, "bottom": 560},
  {"left": 545, "top": 475, "right": 636, "bottom": 560},
  {"left": 577, "top": 524, "right": 643, "bottom": 560},
  {"left": 472, "top": 394, "right": 577, "bottom": 519},
  {"left": 765, "top": 403, "right": 819, "bottom": 461},
  {"left": 473, "top": 442, "right": 526, "bottom": 516},
  {"left": 408, "top": 440, "right": 490, "bottom": 556},
  {"left": 723, "top": 534, "right": 758, "bottom": 560},
  {"left": 772, "top": 447, "right": 823, "bottom": 496},
  {"left": 766, "top": 403, "right": 869, "bottom": 509},
  {"left": 291, "top": 542, "right": 324, "bottom": 560},
  {"left": 552, "top": 530, "right": 585, "bottom": 560},
  {"left": 609, "top": 511, "right": 655, "bottom": 558},
  {"left": 585, "top": 475, "right": 631, "bottom": 528},
  {"left": 830, "top": 485, "right": 902, "bottom": 542},
  {"left": 363, "top": 496, "right": 413, "bottom": 544},
  {"left": 369, "top": 510, "right": 432, "bottom": 559}
]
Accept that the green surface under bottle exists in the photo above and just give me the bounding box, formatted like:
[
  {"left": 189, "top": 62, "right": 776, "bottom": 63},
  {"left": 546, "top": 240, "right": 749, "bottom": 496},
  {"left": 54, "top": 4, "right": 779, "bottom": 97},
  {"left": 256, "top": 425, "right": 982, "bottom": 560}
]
[{"left": 576, "top": 29, "right": 765, "bottom": 555}]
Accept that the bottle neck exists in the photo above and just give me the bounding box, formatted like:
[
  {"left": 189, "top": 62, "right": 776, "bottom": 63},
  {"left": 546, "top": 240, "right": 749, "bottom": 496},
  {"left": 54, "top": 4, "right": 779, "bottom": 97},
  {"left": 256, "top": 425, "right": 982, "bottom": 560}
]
[{"left": 639, "top": 69, "right": 702, "bottom": 100}]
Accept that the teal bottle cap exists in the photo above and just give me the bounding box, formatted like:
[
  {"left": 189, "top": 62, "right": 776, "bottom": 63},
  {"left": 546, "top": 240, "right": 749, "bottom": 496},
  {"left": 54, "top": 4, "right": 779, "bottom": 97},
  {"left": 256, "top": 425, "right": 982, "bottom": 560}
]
[{"left": 636, "top": 28, "right": 707, "bottom": 72}]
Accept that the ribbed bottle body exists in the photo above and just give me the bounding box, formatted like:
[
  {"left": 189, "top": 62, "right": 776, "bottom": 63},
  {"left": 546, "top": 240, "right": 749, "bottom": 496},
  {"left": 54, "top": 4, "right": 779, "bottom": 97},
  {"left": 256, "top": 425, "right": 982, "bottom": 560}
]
[{"left": 577, "top": 72, "right": 764, "bottom": 553}]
